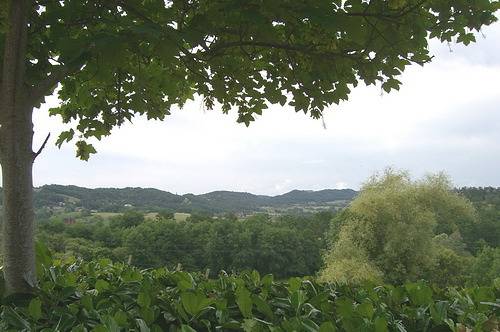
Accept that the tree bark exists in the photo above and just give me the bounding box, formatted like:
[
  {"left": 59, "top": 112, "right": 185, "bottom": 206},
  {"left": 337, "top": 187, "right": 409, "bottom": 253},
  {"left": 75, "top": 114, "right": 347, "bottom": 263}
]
[
  {"left": 0, "top": 0, "right": 36, "bottom": 296},
  {"left": 0, "top": 106, "right": 36, "bottom": 296}
]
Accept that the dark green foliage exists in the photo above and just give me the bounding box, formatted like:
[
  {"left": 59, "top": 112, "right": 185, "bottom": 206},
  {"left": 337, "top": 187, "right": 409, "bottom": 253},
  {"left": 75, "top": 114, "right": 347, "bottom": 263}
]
[
  {"left": 1, "top": 257, "right": 498, "bottom": 331},
  {"left": 35, "top": 213, "right": 332, "bottom": 279},
  {"left": 470, "top": 247, "right": 500, "bottom": 286},
  {"left": 113, "top": 211, "right": 145, "bottom": 229},
  {"left": 457, "top": 187, "right": 500, "bottom": 253}
]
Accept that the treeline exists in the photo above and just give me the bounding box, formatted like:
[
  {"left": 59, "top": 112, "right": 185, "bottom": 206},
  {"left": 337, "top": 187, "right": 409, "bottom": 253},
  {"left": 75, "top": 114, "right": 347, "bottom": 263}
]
[{"left": 36, "top": 212, "right": 333, "bottom": 278}]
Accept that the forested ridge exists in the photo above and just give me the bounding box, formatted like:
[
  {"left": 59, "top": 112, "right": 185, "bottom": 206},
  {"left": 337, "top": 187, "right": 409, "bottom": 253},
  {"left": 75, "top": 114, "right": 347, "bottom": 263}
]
[{"left": 0, "top": 185, "right": 357, "bottom": 213}]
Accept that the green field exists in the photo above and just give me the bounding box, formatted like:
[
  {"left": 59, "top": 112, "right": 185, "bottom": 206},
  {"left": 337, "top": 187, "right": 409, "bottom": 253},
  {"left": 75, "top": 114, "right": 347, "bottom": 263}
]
[{"left": 174, "top": 212, "right": 190, "bottom": 221}]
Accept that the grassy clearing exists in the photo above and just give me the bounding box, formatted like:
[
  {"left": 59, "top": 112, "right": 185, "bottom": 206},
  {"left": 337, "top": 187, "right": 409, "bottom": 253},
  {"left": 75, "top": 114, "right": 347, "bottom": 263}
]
[
  {"left": 174, "top": 212, "right": 190, "bottom": 222},
  {"left": 92, "top": 212, "right": 121, "bottom": 219}
]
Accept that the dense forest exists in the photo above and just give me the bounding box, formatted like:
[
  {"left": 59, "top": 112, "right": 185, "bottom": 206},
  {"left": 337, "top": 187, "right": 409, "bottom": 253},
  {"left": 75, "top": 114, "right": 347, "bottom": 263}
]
[{"left": 36, "top": 211, "right": 333, "bottom": 279}]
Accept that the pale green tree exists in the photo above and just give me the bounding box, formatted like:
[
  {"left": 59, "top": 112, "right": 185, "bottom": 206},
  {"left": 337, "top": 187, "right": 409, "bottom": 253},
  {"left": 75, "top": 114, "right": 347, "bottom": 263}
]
[{"left": 320, "top": 169, "right": 476, "bottom": 284}]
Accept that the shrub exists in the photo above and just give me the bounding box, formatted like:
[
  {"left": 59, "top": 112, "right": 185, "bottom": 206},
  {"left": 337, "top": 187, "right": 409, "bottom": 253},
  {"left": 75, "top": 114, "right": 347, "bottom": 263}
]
[{"left": 1, "top": 256, "right": 498, "bottom": 331}]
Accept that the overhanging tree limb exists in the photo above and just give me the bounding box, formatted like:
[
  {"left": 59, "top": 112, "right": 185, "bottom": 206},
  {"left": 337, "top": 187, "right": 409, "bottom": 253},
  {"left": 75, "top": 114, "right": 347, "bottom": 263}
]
[{"left": 32, "top": 132, "right": 50, "bottom": 161}]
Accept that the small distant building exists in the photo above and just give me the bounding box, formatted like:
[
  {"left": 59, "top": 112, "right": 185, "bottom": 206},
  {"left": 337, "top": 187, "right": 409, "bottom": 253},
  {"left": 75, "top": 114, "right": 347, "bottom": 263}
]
[
  {"left": 63, "top": 217, "right": 76, "bottom": 225},
  {"left": 124, "top": 203, "right": 133, "bottom": 208}
]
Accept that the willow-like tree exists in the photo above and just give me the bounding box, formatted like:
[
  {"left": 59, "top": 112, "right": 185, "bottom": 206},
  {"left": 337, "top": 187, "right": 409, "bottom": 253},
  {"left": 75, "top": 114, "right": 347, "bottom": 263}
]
[{"left": 0, "top": 0, "right": 498, "bottom": 295}]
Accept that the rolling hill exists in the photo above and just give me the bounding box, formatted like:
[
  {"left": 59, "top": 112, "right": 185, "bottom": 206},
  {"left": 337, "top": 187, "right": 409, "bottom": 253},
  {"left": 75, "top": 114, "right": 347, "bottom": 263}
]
[{"left": 1, "top": 185, "right": 357, "bottom": 214}]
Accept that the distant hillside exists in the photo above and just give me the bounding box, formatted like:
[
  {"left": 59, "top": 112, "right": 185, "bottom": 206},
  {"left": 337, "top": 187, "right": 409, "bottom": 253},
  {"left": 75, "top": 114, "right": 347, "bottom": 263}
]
[
  {"left": 0, "top": 185, "right": 358, "bottom": 214},
  {"left": 271, "top": 189, "right": 357, "bottom": 205}
]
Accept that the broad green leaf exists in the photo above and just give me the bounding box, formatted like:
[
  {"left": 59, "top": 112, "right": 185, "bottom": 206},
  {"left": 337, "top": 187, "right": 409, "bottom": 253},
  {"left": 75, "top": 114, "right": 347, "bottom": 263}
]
[
  {"left": 138, "top": 292, "right": 151, "bottom": 308},
  {"left": 242, "top": 319, "right": 258, "bottom": 332},
  {"left": 95, "top": 279, "right": 110, "bottom": 292},
  {"left": 374, "top": 316, "right": 388, "bottom": 332},
  {"left": 141, "top": 307, "right": 156, "bottom": 325},
  {"left": 28, "top": 298, "right": 42, "bottom": 321},
  {"left": 76, "top": 141, "right": 97, "bottom": 161},
  {"left": 114, "top": 310, "right": 128, "bottom": 327},
  {"left": 252, "top": 294, "right": 274, "bottom": 320},
  {"left": 290, "top": 290, "right": 307, "bottom": 312},
  {"left": 288, "top": 277, "right": 302, "bottom": 293},
  {"left": 357, "top": 301, "right": 374, "bottom": 319},
  {"left": 180, "top": 325, "right": 197, "bottom": 332},
  {"left": 236, "top": 286, "right": 253, "bottom": 318},
  {"left": 181, "top": 291, "right": 213, "bottom": 317},
  {"left": 81, "top": 294, "right": 93, "bottom": 311},
  {"left": 319, "top": 321, "right": 336, "bottom": 332},
  {"left": 301, "top": 319, "right": 320, "bottom": 332}
]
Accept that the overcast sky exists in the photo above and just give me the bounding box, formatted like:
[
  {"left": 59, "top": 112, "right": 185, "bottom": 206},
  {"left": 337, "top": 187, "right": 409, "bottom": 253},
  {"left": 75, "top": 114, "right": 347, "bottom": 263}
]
[{"left": 27, "top": 22, "right": 500, "bottom": 195}]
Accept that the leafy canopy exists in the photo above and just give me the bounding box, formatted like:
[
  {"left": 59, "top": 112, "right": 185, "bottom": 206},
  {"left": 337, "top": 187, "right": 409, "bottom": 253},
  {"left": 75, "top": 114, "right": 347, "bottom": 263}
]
[{"left": 1, "top": 0, "right": 498, "bottom": 159}]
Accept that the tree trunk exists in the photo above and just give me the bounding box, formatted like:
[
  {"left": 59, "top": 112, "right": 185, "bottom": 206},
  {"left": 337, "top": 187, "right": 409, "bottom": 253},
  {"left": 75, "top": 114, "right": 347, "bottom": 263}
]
[
  {"left": 0, "top": 0, "right": 35, "bottom": 296},
  {"left": 0, "top": 106, "right": 36, "bottom": 296}
]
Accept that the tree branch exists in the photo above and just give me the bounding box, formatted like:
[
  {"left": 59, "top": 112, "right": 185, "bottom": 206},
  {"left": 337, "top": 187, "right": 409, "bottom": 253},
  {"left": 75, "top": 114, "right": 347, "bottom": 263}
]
[
  {"left": 203, "top": 40, "right": 356, "bottom": 61},
  {"left": 32, "top": 132, "right": 50, "bottom": 161},
  {"left": 347, "top": 0, "right": 428, "bottom": 20},
  {"left": 28, "top": 65, "right": 71, "bottom": 106}
]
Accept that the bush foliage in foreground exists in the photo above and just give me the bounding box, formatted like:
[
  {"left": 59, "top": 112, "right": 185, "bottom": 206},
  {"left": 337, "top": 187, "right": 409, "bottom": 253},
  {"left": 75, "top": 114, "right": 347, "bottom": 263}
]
[{"left": 1, "top": 257, "right": 499, "bottom": 332}]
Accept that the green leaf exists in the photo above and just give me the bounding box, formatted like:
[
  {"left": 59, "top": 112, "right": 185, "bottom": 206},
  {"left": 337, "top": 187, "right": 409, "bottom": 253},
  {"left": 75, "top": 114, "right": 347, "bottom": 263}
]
[
  {"left": 430, "top": 301, "right": 448, "bottom": 323},
  {"left": 374, "top": 316, "right": 388, "bottom": 332},
  {"left": 357, "top": 301, "right": 374, "bottom": 319},
  {"left": 101, "top": 315, "right": 120, "bottom": 332},
  {"left": 288, "top": 277, "right": 302, "bottom": 293},
  {"left": 35, "top": 241, "right": 53, "bottom": 277},
  {"left": 290, "top": 290, "right": 306, "bottom": 312},
  {"left": 95, "top": 279, "right": 110, "bottom": 292},
  {"left": 141, "top": 307, "right": 156, "bottom": 325},
  {"left": 81, "top": 294, "right": 93, "bottom": 311},
  {"left": 114, "top": 310, "right": 128, "bottom": 327},
  {"left": 76, "top": 140, "right": 97, "bottom": 161},
  {"left": 382, "top": 78, "right": 401, "bottom": 93},
  {"left": 236, "top": 286, "right": 253, "bottom": 318},
  {"left": 301, "top": 319, "right": 320, "bottom": 332},
  {"left": 136, "top": 319, "right": 150, "bottom": 332},
  {"left": 138, "top": 292, "right": 151, "bottom": 308},
  {"left": 242, "top": 319, "right": 258, "bottom": 332},
  {"left": 28, "top": 298, "right": 42, "bottom": 321},
  {"left": 252, "top": 295, "right": 274, "bottom": 320},
  {"left": 181, "top": 291, "right": 213, "bottom": 317},
  {"left": 180, "top": 325, "right": 197, "bottom": 332},
  {"left": 173, "top": 271, "right": 194, "bottom": 290},
  {"left": 319, "top": 321, "right": 336, "bottom": 332},
  {"left": 405, "top": 282, "right": 433, "bottom": 306},
  {"left": 55, "top": 129, "right": 75, "bottom": 148}
]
